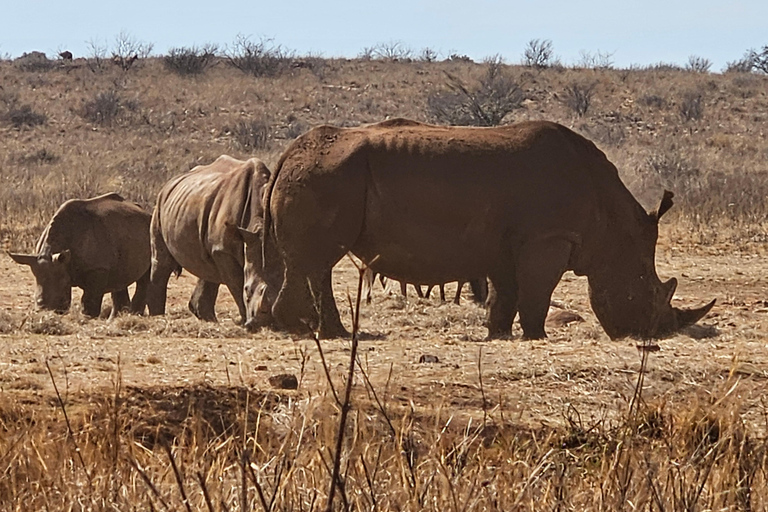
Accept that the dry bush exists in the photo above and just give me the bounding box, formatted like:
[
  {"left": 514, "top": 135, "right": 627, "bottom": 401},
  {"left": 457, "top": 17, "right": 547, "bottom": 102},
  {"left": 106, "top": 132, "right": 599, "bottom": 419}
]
[
  {"left": 225, "top": 35, "right": 293, "bottom": 77},
  {"left": 80, "top": 90, "right": 139, "bottom": 126},
  {"left": 3, "top": 103, "right": 46, "bottom": 128},
  {"left": 427, "top": 57, "right": 524, "bottom": 126},
  {"left": 361, "top": 40, "right": 413, "bottom": 61},
  {"left": 163, "top": 45, "right": 218, "bottom": 76},
  {"left": 685, "top": 55, "right": 712, "bottom": 73},
  {"left": 0, "top": 311, "right": 16, "bottom": 333},
  {"left": 13, "top": 51, "right": 53, "bottom": 72},
  {"left": 23, "top": 312, "right": 74, "bottom": 335},
  {"left": 110, "top": 30, "right": 153, "bottom": 71},
  {"left": 680, "top": 91, "right": 703, "bottom": 121},
  {"left": 522, "top": 38, "right": 554, "bottom": 68},
  {"left": 563, "top": 81, "right": 597, "bottom": 117},
  {"left": 577, "top": 50, "right": 614, "bottom": 70}
]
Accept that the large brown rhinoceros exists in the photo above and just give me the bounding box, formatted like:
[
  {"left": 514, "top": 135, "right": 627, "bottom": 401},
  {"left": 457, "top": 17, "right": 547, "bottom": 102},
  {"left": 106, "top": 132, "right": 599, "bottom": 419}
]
[
  {"left": 242, "top": 118, "right": 714, "bottom": 340},
  {"left": 9, "top": 193, "right": 151, "bottom": 317},
  {"left": 147, "top": 155, "right": 274, "bottom": 326}
]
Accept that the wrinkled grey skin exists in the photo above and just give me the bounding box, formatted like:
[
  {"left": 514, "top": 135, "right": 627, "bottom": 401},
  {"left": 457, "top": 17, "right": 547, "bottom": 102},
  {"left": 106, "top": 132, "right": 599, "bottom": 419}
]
[
  {"left": 147, "top": 155, "right": 273, "bottom": 327},
  {"left": 9, "top": 193, "right": 151, "bottom": 318}
]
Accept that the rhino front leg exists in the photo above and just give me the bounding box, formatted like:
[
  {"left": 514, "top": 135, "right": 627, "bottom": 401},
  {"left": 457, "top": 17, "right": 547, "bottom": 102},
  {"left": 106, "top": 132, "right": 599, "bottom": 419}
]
[
  {"left": 188, "top": 279, "right": 219, "bottom": 322},
  {"left": 486, "top": 272, "right": 519, "bottom": 339},
  {"left": 81, "top": 289, "right": 106, "bottom": 318},
  {"left": 516, "top": 237, "right": 572, "bottom": 340},
  {"left": 211, "top": 250, "right": 247, "bottom": 324},
  {"left": 309, "top": 270, "right": 349, "bottom": 339}
]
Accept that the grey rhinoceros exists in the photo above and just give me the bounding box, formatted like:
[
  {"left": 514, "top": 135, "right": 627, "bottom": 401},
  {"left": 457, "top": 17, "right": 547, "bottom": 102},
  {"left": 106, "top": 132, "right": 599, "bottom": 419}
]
[
  {"left": 241, "top": 118, "right": 714, "bottom": 340},
  {"left": 9, "top": 193, "right": 151, "bottom": 317},
  {"left": 147, "top": 155, "right": 274, "bottom": 326}
]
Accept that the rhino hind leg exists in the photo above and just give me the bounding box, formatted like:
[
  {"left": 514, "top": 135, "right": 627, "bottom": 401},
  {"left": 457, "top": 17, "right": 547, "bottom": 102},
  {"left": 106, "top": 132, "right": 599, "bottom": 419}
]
[
  {"left": 147, "top": 231, "right": 180, "bottom": 316},
  {"left": 211, "top": 250, "right": 247, "bottom": 324},
  {"left": 188, "top": 279, "right": 219, "bottom": 322},
  {"left": 516, "top": 237, "right": 573, "bottom": 340},
  {"left": 82, "top": 289, "right": 106, "bottom": 318},
  {"left": 109, "top": 289, "right": 131, "bottom": 319}
]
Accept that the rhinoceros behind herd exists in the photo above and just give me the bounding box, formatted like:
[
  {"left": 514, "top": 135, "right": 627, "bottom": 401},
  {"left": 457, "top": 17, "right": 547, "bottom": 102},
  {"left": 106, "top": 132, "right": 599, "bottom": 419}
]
[{"left": 8, "top": 119, "right": 715, "bottom": 340}]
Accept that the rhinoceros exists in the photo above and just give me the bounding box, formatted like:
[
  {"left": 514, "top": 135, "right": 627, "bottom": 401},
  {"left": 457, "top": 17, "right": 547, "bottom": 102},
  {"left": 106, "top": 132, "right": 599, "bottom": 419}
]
[
  {"left": 9, "top": 192, "right": 151, "bottom": 317},
  {"left": 147, "top": 155, "right": 274, "bottom": 326},
  {"left": 242, "top": 118, "right": 714, "bottom": 340}
]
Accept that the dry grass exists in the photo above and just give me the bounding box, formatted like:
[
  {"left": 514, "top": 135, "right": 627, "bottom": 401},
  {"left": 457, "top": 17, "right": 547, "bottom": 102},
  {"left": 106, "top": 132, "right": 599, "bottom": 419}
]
[{"left": 1, "top": 57, "right": 766, "bottom": 248}]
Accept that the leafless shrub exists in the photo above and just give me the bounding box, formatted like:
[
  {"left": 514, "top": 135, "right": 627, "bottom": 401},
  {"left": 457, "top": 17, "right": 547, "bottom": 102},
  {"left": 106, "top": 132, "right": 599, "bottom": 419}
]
[
  {"left": 685, "top": 55, "right": 712, "bottom": 73},
  {"left": 230, "top": 119, "right": 270, "bottom": 150},
  {"left": 85, "top": 38, "right": 109, "bottom": 72},
  {"left": 81, "top": 90, "right": 123, "bottom": 126},
  {"left": 523, "top": 39, "right": 554, "bottom": 68},
  {"left": 362, "top": 41, "right": 413, "bottom": 61},
  {"left": 0, "top": 311, "right": 16, "bottom": 333},
  {"left": 577, "top": 50, "right": 614, "bottom": 70},
  {"left": 24, "top": 312, "right": 74, "bottom": 335},
  {"left": 427, "top": 56, "right": 524, "bottom": 126},
  {"left": 724, "top": 50, "right": 756, "bottom": 73},
  {"left": 644, "top": 62, "right": 684, "bottom": 72},
  {"left": 563, "top": 82, "right": 597, "bottom": 117},
  {"left": 285, "top": 118, "right": 308, "bottom": 139},
  {"left": 111, "top": 30, "right": 153, "bottom": 71},
  {"left": 751, "top": 46, "right": 768, "bottom": 73},
  {"left": 418, "top": 47, "right": 439, "bottom": 62},
  {"left": 14, "top": 51, "right": 53, "bottom": 72},
  {"left": 163, "top": 45, "right": 218, "bottom": 76},
  {"left": 680, "top": 91, "right": 703, "bottom": 121},
  {"left": 3, "top": 104, "right": 47, "bottom": 128},
  {"left": 446, "top": 53, "right": 473, "bottom": 63},
  {"left": 225, "top": 35, "right": 293, "bottom": 77}
]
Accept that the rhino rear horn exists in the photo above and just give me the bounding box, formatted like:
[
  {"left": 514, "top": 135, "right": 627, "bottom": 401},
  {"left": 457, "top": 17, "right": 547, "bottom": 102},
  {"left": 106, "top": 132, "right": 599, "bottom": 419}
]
[
  {"left": 674, "top": 299, "right": 716, "bottom": 329},
  {"left": 8, "top": 252, "right": 38, "bottom": 267}
]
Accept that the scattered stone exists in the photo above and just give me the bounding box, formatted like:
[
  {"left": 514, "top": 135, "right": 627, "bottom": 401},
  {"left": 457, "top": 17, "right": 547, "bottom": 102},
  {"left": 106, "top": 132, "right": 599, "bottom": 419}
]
[
  {"left": 254, "top": 365, "right": 268, "bottom": 371},
  {"left": 418, "top": 354, "right": 439, "bottom": 364},
  {"left": 268, "top": 373, "right": 298, "bottom": 389}
]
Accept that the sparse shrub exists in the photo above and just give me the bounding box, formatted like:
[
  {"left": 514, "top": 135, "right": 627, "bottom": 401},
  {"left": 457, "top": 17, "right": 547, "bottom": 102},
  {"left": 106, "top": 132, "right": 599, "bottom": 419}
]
[
  {"left": 751, "top": 46, "right": 768, "bottom": 73},
  {"left": 523, "top": 39, "right": 554, "bottom": 69},
  {"left": 563, "top": 82, "right": 597, "bottom": 117},
  {"left": 577, "top": 50, "right": 614, "bottom": 70},
  {"left": 372, "top": 41, "right": 413, "bottom": 61},
  {"left": 447, "top": 53, "right": 473, "bottom": 63},
  {"left": 680, "top": 91, "right": 703, "bottom": 121},
  {"left": 724, "top": 50, "right": 756, "bottom": 73},
  {"left": 0, "top": 311, "right": 15, "bottom": 333},
  {"left": 285, "top": 119, "right": 308, "bottom": 139},
  {"left": 427, "top": 56, "right": 524, "bottom": 126},
  {"left": 14, "top": 51, "right": 53, "bottom": 72},
  {"left": 3, "top": 104, "right": 46, "bottom": 128},
  {"left": 163, "top": 45, "right": 218, "bottom": 75},
  {"left": 418, "top": 47, "right": 439, "bottom": 62},
  {"left": 230, "top": 119, "right": 270, "bottom": 150},
  {"left": 225, "top": 35, "right": 292, "bottom": 77},
  {"left": 111, "top": 30, "right": 153, "bottom": 71},
  {"left": 81, "top": 91, "right": 123, "bottom": 126},
  {"left": 685, "top": 55, "right": 712, "bottom": 73}
]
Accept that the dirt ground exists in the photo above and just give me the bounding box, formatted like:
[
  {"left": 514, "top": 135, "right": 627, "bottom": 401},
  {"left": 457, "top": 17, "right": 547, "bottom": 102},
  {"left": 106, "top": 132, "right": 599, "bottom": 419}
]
[{"left": 1, "top": 238, "right": 767, "bottom": 433}]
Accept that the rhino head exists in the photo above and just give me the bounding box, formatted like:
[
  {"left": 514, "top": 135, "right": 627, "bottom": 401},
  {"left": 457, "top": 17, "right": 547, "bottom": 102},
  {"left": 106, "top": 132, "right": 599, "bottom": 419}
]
[
  {"left": 8, "top": 250, "right": 73, "bottom": 313},
  {"left": 587, "top": 191, "right": 715, "bottom": 340},
  {"left": 237, "top": 226, "right": 284, "bottom": 332}
]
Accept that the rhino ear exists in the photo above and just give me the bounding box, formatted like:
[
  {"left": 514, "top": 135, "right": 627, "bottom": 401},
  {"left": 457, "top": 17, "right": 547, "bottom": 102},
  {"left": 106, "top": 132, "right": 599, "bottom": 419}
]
[
  {"left": 8, "top": 252, "right": 39, "bottom": 267},
  {"left": 52, "top": 250, "right": 71, "bottom": 265},
  {"left": 655, "top": 190, "right": 675, "bottom": 221},
  {"left": 237, "top": 226, "right": 263, "bottom": 246}
]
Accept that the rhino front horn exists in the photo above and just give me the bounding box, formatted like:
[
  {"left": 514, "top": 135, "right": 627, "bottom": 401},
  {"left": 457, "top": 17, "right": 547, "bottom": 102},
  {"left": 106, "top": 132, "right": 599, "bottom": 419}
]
[{"left": 675, "top": 299, "right": 716, "bottom": 329}]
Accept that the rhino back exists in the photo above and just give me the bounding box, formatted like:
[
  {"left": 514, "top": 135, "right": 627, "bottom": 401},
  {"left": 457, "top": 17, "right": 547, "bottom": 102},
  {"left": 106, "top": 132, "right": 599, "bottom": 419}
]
[
  {"left": 155, "top": 156, "right": 266, "bottom": 283},
  {"left": 38, "top": 193, "right": 151, "bottom": 291},
  {"left": 273, "top": 120, "right": 646, "bottom": 283}
]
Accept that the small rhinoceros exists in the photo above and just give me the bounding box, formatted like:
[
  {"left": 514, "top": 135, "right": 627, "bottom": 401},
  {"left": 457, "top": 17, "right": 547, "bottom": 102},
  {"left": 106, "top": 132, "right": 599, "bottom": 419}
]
[{"left": 9, "top": 193, "right": 151, "bottom": 318}]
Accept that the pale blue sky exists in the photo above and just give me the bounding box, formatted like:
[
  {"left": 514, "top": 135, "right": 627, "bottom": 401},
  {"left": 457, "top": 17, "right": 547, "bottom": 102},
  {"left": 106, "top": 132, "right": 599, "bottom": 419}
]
[{"left": 2, "top": 0, "right": 765, "bottom": 71}]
